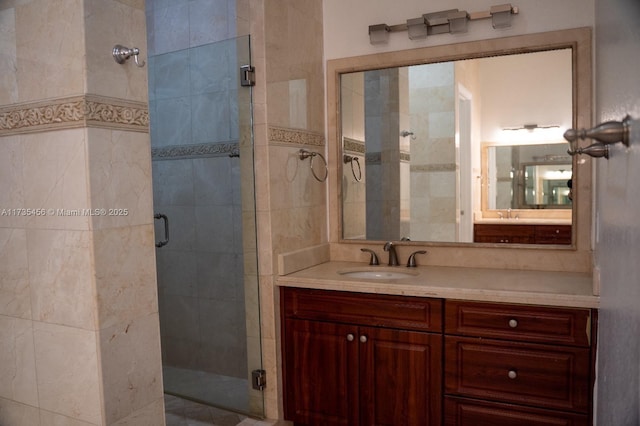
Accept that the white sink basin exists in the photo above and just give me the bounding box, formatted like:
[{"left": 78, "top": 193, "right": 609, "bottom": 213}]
[{"left": 337, "top": 268, "right": 419, "bottom": 280}]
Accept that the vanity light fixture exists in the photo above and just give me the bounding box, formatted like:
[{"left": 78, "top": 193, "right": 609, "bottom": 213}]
[
  {"left": 489, "top": 4, "right": 515, "bottom": 29},
  {"left": 368, "top": 24, "right": 391, "bottom": 44},
  {"left": 503, "top": 124, "right": 560, "bottom": 131},
  {"left": 368, "top": 4, "right": 518, "bottom": 44},
  {"left": 406, "top": 17, "right": 428, "bottom": 40},
  {"left": 424, "top": 10, "right": 457, "bottom": 35},
  {"left": 499, "top": 124, "right": 564, "bottom": 144},
  {"left": 448, "top": 10, "right": 470, "bottom": 34}
]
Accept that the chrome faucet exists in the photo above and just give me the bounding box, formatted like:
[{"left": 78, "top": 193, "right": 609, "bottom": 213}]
[{"left": 383, "top": 242, "right": 399, "bottom": 266}]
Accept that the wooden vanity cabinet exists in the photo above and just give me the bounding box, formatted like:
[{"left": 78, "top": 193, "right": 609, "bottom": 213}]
[
  {"left": 444, "top": 300, "right": 596, "bottom": 425},
  {"left": 281, "top": 287, "right": 443, "bottom": 426},
  {"left": 281, "top": 290, "right": 597, "bottom": 425}
]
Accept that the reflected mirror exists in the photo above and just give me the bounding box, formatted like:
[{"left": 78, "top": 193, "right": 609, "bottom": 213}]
[
  {"left": 339, "top": 48, "right": 574, "bottom": 244},
  {"left": 483, "top": 143, "right": 573, "bottom": 210}
]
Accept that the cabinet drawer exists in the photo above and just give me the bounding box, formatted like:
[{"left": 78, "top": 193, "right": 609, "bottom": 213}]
[
  {"left": 445, "top": 300, "right": 591, "bottom": 346},
  {"left": 473, "top": 224, "right": 534, "bottom": 244},
  {"left": 283, "top": 287, "right": 442, "bottom": 332},
  {"left": 535, "top": 225, "right": 572, "bottom": 245},
  {"left": 445, "top": 336, "right": 590, "bottom": 413},
  {"left": 445, "top": 397, "right": 589, "bottom": 426}
]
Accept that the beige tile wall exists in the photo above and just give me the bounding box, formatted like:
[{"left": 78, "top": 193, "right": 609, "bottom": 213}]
[
  {"left": 2, "top": 1, "right": 325, "bottom": 423},
  {"left": 0, "top": 1, "right": 164, "bottom": 425},
  {"left": 246, "top": 0, "right": 326, "bottom": 420}
]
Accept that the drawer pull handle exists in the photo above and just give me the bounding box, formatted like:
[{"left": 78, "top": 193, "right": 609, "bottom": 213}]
[
  {"left": 508, "top": 370, "right": 518, "bottom": 379},
  {"left": 359, "top": 335, "right": 368, "bottom": 343},
  {"left": 508, "top": 319, "right": 518, "bottom": 328},
  {"left": 347, "top": 333, "right": 355, "bottom": 342}
]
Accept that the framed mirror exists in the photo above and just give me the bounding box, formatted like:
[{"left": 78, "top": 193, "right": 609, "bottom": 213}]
[{"left": 328, "top": 28, "right": 593, "bottom": 256}]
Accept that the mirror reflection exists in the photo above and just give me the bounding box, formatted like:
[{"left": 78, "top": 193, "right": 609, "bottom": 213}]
[
  {"left": 341, "top": 48, "right": 573, "bottom": 244},
  {"left": 484, "top": 143, "right": 572, "bottom": 210}
]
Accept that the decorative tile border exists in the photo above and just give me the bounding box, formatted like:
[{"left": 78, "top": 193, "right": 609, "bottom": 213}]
[
  {"left": 344, "top": 139, "right": 410, "bottom": 162},
  {"left": 151, "top": 141, "right": 239, "bottom": 160},
  {"left": 0, "top": 94, "right": 149, "bottom": 136},
  {"left": 410, "top": 163, "right": 457, "bottom": 172},
  {"left": 268, "top": 126, "right": 325, "bottom": 146},
  {"left": 343, "top": 137, "right": 364, "bottom": 154}
]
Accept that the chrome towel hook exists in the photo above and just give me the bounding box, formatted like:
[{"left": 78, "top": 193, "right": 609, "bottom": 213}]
[
  {"left": 299, "top": 149, "right": 328, "bottom": 182},
  {"left": 113, "top": 45, "right": 146, "bottom": 67}
]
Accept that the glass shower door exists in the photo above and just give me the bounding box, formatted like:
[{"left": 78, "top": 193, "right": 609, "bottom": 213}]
[{"left": 148, "top": 35, "right": 262, "bottom": 418}]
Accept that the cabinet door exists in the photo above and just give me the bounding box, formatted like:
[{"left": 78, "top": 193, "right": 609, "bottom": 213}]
[
  {"left": 283, "top": 319, "right": 359, "bottom": 426},
  {"left": 359, "top": 327, "right": 442, "bottom": 426}
]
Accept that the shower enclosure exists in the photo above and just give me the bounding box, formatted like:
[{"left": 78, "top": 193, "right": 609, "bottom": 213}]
[{"left": 147, "top": 34, "right": 263, "bottom": 418}]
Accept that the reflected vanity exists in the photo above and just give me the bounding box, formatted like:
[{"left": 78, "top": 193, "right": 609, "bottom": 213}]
[{"left": 475, "top": 142, "right": 573, "bottom": 244}]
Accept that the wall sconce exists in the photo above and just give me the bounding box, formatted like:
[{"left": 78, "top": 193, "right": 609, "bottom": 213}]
[
  {"left": 490, "top": 4, "right": 515, "bottom": 29},
  {"left": 424, "top": 10, "right": 455, "bottom": 35},
  {"left": 406, "top": 17, "right": 427, "bottom": 40},
  {"left": 368, "top": 4, "right": 519, "bottom": 44},
  {"left": 368, "top": 24, "right": 391, "bottom": 44},
  {"left": 448, "top": 11, "right": 470, "bottom": 34}
]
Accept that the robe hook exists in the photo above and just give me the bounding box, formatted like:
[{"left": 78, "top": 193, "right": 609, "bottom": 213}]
[{"left": 112, "top": 45, "right": 146, "bottom": 67}]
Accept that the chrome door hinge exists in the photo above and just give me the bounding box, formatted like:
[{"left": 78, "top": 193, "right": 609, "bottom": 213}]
[
  {"left": 241, "top": 65, "right": 255, "bottom": 87},
  {"left": 252, "top": 369, "right": 266, "bottom": 390}
]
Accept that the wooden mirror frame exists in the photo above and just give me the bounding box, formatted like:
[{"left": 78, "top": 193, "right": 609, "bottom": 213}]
[{"left": 327, "top": 28, "right": 593, "bottom": 273}]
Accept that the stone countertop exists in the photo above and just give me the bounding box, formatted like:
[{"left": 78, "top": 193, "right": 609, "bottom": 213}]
[
  {"left": 277, "top": 261, "right": 598, "bottom": 308},
  {"left": 473, "top": 218, "right": 573, "bottom": 225}
]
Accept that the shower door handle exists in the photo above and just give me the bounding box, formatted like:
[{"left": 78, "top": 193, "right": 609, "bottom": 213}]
[{"left": 154, "top": 213, "right": 169, "bottom": 248}]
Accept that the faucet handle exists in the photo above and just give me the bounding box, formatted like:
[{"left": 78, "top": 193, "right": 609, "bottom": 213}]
[
  {"left": 360, "top": 248, "right": 379, "bottom": 266},
  {"left": 406, "top": 250, "right": 427, "bottom": 267}
]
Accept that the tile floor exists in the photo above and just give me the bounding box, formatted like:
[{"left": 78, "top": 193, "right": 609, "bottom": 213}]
[
  {"left": 165, "top": 394, "right": 246, "bottom": 426},
  {"left": 164, "top": 394, "right": 273, "bottom": 426}
]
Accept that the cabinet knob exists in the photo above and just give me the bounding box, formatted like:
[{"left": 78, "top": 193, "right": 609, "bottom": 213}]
[
  {"left": 508, "top": 370, "right": 518, "bottom": 379},
  {"left": 508, "top": 319, "right": 518, "bottom": 328},
  {"left": 359, "top": 335, "right": 368, "bottom": 343},
  {"left": 347, "top": 333, "right": 355, "bottom": 342}
]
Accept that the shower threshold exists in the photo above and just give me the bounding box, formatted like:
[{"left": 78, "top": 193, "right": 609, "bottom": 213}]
[{"left": 163, "top": 366, "right": 252, "bottom": 416}]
